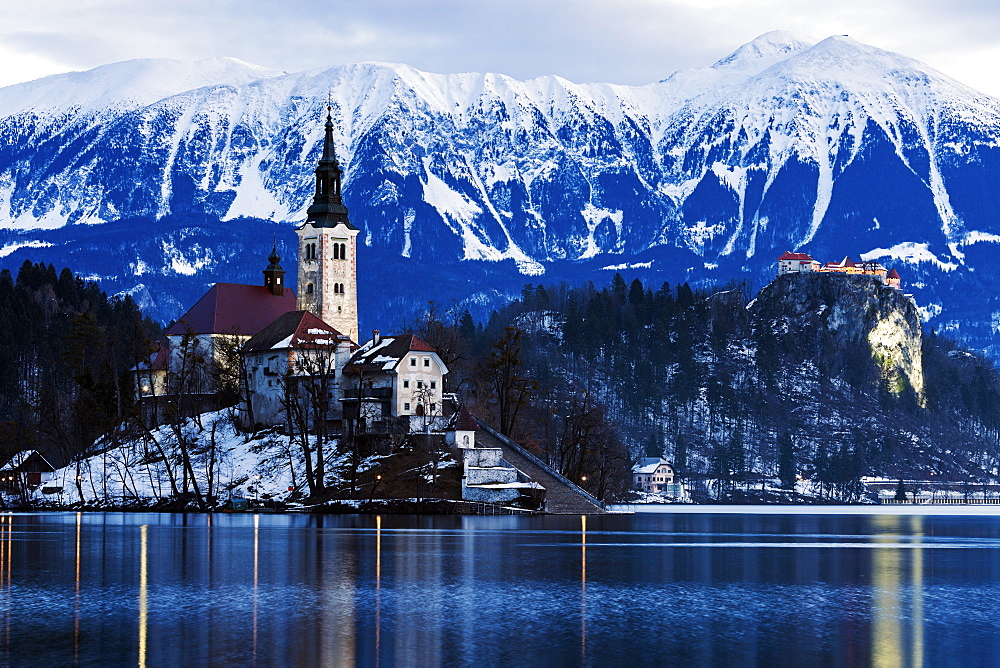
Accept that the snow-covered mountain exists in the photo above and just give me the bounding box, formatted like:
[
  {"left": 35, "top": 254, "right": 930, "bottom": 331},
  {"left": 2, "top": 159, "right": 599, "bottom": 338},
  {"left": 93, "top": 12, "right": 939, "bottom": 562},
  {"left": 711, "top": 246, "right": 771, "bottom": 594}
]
[{"left": 2, "top": 32, "right": 1000, "bottom": 353}]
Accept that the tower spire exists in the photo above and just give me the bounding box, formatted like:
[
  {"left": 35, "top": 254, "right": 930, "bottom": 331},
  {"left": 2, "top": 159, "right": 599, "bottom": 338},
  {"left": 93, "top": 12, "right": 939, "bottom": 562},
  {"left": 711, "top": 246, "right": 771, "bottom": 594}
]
[
  {"left": 306, "top": 105, "right": 355, "bottom": 229},
  {"left": 262, "top": 238, "right": 286, "bottom": 296}
]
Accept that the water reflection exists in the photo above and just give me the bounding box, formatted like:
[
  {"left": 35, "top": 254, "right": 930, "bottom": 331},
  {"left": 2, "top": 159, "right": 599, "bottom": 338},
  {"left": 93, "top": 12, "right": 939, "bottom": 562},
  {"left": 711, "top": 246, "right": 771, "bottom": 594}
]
[
  {"left": 581, "top": 514, "right": 587, "bottom": 666},
  {"left": 872, "top": 515, "right": 924, "bottom": 668},
  {"left": 0, "top": 512, "right": 999, "bottom": 664},
  {"left": 138, "top": 523, "right": 147, "bottom": 668}
]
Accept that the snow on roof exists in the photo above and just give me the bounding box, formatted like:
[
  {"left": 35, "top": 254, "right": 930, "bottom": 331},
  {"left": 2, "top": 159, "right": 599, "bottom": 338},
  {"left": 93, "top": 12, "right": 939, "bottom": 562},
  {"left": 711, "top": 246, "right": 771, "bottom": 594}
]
[
  {"left": 778, "top": 251, "right": 813, "bottom": 261},
  {"left": 1, "top": 450, "right": 55, "bottom": 472},
  {"left": 346, "top": 334, "right": 439, "bottom": 374},
  {"left": 632, "top": 457, "right": 671, "bottom": 474},
  {"left": 244, "top": 311, "right": 350, "bottom": 352}
]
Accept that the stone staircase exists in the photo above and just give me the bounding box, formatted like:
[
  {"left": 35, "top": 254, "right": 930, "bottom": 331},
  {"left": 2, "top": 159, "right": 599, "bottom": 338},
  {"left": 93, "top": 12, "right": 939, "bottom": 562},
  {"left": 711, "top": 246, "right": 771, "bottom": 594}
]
[{"left": 474, "top": 425, "right": 605, "bottom": 515}]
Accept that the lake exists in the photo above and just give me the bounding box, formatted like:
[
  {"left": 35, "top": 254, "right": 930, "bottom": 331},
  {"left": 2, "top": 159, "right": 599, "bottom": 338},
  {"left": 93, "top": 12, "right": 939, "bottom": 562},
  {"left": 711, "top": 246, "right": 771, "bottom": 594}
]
[{"left": 3, "top": 508, "right": 1000, "bottom": 666}]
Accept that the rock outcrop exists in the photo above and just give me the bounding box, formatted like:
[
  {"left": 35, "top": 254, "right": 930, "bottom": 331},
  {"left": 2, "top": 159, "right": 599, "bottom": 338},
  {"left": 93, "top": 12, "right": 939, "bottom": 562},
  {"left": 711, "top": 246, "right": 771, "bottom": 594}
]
[{"left": 751, "top": 272, "right": 923, "bottom": 403}]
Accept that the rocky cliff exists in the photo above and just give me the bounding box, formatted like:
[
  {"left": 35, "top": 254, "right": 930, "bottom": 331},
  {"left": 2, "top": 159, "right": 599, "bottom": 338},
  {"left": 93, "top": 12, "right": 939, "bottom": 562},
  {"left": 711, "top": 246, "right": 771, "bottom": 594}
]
[{"left": 751, "top": 273, "right": 924, "bottom": 404}]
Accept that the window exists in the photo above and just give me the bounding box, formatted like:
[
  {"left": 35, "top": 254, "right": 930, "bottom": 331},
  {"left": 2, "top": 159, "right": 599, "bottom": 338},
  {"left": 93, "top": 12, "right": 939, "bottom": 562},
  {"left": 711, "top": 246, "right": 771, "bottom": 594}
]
[
  {"left": 306, "top": 283, "right": 314, "bottom": 294},
  {"left": 403, "top": 380, "right": 409, "bottom": 389},
  {"left": 334, "top": 284, "right": 340, "bottom": 294},
  {"left": 304, "top": 242, "right": 317, "bottom": 260},
  {"left": 416, "top": 380, "right": 423, "bottom": 389},
  {"left": 430, "top": 380, "right": 436, "bottom": 390},
  {"left": 404, "top": 402, "right": 410, "bottom": 411},
  {"left": 430, "top": 403, "right": 436, "bottom": 413},
  {"left": 410, "top": 358, "right": 417, "bottom": 367},
  {"left": 423, "top": 358, "right": 430, "bottom": 367}
]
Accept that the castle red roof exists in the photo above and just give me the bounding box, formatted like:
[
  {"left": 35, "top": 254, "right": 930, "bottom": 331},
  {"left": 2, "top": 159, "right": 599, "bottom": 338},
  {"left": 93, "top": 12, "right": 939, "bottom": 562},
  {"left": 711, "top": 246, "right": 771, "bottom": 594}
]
[
  {"left": 778, "top": 251, "right": 813, "bottom": 261},
  {"left": 886, "top": 268, "right": 901, "bottom": 279},
  {"left": 165, "top": 283, "right": 297, "bottom": 336}
]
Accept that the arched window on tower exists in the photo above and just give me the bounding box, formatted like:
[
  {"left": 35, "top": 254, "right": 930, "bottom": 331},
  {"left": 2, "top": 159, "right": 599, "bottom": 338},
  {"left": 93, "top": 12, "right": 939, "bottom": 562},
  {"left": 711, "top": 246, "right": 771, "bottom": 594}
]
[
  {"left": 340, "top": 283, "right": 345, "bottom": 294},
  {"left": 306, "top": 283, "right": 314, "bottom": 294},
  {"left": 333, "top": 244, "right": 340, "bottom": 260},
  {"left": 340, "top": 243, "right": 346, "bottom": 259}
]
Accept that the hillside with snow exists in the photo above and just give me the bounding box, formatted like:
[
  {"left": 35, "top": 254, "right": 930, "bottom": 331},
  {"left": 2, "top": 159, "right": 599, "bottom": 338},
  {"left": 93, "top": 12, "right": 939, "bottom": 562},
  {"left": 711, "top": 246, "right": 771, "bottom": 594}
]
[{"left": 1, "top": 32, "right": 999, "bottom": 353}]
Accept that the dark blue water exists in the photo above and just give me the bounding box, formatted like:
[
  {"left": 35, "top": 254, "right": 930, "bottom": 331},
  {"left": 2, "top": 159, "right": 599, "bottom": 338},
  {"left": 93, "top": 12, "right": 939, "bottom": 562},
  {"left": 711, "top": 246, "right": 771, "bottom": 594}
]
[{"left": 1, "top": 510, "right": 999, "bottom": 666}]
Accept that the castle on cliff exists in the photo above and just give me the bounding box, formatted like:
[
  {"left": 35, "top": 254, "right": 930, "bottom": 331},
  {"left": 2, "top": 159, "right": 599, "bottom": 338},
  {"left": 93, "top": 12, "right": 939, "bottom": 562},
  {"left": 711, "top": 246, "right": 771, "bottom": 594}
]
[{"left": 777, "top": 251, "right": 902, "bottom": 291}]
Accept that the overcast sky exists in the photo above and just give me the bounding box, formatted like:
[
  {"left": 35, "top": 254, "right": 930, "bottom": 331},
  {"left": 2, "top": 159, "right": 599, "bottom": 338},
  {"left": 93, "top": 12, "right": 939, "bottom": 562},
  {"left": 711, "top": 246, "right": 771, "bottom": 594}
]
[{"left": 2, "top": 1, "right": 1000, "bottom": 95}]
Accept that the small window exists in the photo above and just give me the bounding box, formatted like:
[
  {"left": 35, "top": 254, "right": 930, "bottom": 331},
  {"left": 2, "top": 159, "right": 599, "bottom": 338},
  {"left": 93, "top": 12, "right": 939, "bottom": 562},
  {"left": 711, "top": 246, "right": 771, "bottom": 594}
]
[
  {"left": 410, "top": 358, "right": 417, "bottom": 367},
  {"left": 306, "top": 283, "right": 314, "bottom": 294},
  {"left": 416, "top": 380, "right": 423, "bottom": 389},
  {"left": 423, "top": 358, "right": 430, "bottom": 367},
  {"left": 430, "top": 403, "right": 436, "bottom": 413},
  {"left": 404, "top": 402, "right": 410, "bottom": 411},
  {"left": 430, "top": 380, "right": 436, "bottom": 390},
  {"left": 403, "top": 380, "right": 409, "bottom": 389}
]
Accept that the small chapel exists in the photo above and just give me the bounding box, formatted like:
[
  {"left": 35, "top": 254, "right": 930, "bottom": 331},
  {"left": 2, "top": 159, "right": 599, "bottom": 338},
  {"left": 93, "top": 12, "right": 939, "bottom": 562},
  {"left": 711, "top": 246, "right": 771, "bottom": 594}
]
[{"left": 137, "top": 108, "right": 450, "bottom": 433}]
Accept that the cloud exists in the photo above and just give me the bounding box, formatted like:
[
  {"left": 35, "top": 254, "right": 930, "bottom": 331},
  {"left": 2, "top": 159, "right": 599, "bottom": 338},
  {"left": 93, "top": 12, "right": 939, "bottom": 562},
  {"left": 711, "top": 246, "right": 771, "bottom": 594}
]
[{"left": 0, "top": 0, "right": 999, "bottom": 94}]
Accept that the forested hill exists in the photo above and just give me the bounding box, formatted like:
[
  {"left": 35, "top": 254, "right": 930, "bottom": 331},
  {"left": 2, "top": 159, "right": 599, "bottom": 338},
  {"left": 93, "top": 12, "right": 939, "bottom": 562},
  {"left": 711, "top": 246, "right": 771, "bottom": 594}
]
[
  {"left": 448, "top": 272, "right": 1000, "bottom": 501},
  {"left": 0, "top": 261, "right": 161, "bottom": 465}
]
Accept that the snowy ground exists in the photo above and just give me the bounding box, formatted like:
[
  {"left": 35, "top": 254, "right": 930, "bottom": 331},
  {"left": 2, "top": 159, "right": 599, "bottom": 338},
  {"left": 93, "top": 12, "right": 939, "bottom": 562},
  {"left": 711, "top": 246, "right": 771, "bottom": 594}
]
[{"left": 32, "top": 410, "right": 343, "bottom": 507}]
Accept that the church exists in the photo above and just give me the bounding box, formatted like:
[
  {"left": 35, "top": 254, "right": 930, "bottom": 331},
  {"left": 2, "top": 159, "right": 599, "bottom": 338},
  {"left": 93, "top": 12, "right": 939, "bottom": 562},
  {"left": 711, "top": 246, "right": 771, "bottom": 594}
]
[{"left": 139, "top": 108, "right": 449, "bottom": 433}]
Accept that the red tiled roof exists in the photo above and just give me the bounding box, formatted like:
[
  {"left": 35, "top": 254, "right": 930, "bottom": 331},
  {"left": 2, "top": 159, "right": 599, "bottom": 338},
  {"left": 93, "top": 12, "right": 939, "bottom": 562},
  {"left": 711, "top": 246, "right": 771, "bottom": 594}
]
[
  {"left": 887, "top": 268, "right": 901, "bottom": 279},
  {"left": 842, "top": 257, "right": 856, "bottom": 268},
  {"left": 244, "top": 311, "right": 350, "bottom": 352},
  {"left": 165, "top": 283, "right": 297, "bottom": 336},
  {"left": 778, "top": 251, "right": 813, "bottom": 261},
  {"left": 452, "top": 405, "right": 478, "bottom": 431},
  {"left": 345, "top": 333, "right": 438, "bottom": 374}
]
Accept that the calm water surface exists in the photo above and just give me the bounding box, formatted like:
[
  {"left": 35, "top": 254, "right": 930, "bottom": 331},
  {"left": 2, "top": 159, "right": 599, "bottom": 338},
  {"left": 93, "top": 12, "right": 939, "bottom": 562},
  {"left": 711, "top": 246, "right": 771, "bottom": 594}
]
[{"left": 2, "top": 509, "right": 999, "bottom": 666}]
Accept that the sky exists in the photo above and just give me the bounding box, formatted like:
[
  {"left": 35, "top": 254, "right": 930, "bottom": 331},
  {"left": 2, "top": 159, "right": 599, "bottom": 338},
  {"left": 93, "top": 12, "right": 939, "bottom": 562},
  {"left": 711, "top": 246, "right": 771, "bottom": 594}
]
[{"left": 1, "top": 0, "right": 1000, "bottom": 95}]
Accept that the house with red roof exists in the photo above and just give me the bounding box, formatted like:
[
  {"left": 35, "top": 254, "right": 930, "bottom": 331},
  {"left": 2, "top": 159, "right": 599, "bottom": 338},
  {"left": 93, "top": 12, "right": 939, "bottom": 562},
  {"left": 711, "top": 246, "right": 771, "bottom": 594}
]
[
  {"left": 343, "top": 331, "right": 449, "bottom": 430},
  {"left": 161, "top": 245, "right": 296, "bottom": 395},
  {"left": 242, "top": 310, "right": 354, "bottom": 427},
  {"left": 777, "top": 251, "right": 820, "bottom": 275}
]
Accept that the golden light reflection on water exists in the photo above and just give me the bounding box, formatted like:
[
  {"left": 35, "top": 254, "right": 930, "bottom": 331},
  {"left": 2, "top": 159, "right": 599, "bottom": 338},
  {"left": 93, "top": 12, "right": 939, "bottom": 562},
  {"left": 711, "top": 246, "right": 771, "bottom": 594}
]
[
  {"left": 376, "top": 515, "right": 382, "bottom": 667},
  {"left": 74, "top": 512, "right": 81, "bottom": 663},
  {"left": 253, "top": 513, "right": 259, "bottom": 666},
  {"left": 581, "top": 514, "right": 587, "bottom": 666},
  {"left": 138, "top": 524, "right": 147, "bottom": 668},
  {"left": 0, "top": 514, "right": 10, "bottom": 662},
  {"left": 872, "top": 515, "right": 924, "bottom": 668}
]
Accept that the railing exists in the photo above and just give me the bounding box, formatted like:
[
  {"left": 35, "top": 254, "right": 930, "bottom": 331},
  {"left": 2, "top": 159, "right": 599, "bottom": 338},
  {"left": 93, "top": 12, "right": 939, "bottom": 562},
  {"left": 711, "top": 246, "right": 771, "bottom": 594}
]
[
  {"left": 880, "top": 498, "right": 1000, "bottom": 505},
  {"left": 451, "top": 500, "right": 540, "bottom": 515}
]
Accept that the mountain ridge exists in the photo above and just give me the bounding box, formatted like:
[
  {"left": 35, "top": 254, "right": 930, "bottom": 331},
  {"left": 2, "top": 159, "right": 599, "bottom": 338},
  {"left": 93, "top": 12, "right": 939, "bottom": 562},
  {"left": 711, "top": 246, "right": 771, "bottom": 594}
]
[{"left": 0, "top": 33, "right": 999, "bottom": 356}]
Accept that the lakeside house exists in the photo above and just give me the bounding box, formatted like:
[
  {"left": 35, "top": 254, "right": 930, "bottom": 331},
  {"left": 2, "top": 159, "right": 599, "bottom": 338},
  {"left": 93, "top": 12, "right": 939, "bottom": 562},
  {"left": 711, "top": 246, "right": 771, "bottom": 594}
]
[{"left": 632, "top": 458, "right": 677, "bottom": 493}]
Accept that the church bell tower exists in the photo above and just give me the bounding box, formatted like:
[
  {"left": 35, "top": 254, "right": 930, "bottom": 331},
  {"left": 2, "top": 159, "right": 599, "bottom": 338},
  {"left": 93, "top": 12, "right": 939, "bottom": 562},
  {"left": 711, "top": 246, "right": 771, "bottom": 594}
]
[{"left": 296, "top": 107, "right": 359, "bottom": 343}]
